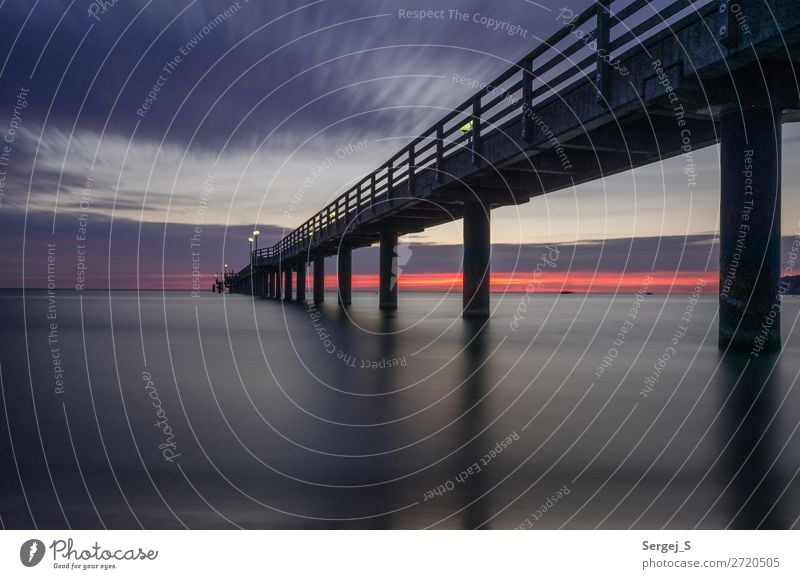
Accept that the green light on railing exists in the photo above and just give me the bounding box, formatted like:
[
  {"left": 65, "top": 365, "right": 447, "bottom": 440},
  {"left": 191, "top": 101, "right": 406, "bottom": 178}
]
[{"left": 460, "top": 119, "right": 474, "bottom": 133}]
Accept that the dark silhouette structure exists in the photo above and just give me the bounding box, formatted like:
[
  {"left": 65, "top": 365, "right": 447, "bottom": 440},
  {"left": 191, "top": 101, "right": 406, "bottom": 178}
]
[{"left": 229, "top": 0, "right": 800, "bottom": 352}]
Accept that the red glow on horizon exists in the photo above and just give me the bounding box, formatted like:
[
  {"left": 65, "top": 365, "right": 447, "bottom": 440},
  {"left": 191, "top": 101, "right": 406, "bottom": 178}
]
[
  {"left": 65, "top": 271, "right": 715, "bottom": 293},
  {"left": 319, "top": 271, "right": 713, "bottom": 294}
]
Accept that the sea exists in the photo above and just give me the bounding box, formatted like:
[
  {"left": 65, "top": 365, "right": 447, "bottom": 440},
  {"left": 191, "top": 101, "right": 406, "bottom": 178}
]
[{"left": 1, "top": 289, "right": 799, "bottom": 529}]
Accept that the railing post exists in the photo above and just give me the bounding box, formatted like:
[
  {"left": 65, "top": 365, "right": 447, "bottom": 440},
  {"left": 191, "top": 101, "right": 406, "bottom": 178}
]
[
  {"left": 521, "top": 58, "right": 534, "bottom": 142},
  {"left": 408, "top": 143, "right": 415, "bottom": 195},
  {"left": 387, "top": 160, "right": 394, "bottom": 200},
  {"left": 595, "top": 0, "right": 612, "bottom": 105},
  {"left": 718, "top": 1, "right": 739, "bottom": 49},
  {"left": 435, "top": 125, "right": 444, "bottom": 183},
  {"left": 471, "top": 96, "right": 481, "bottom": 165}
]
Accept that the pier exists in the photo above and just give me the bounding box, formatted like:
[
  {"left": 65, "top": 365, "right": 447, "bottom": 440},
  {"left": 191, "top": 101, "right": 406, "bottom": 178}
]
[{"left": 229, "top": 0, "right": 800, "bottom": 352}]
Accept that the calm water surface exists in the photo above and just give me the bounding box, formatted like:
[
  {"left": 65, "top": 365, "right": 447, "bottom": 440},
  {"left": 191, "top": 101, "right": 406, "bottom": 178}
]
[{"left": 1, "top": 289, "right": 799, "bottom": 529}]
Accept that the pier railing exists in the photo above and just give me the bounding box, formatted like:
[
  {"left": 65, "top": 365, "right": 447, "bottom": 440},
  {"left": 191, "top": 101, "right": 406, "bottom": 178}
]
[{"left": 245, "top": 0, "right": 715, "bottom": 273}]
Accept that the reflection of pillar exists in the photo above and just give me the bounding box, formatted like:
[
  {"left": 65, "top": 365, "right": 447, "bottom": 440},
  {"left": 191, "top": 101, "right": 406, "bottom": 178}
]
[
  {"left": 459, "top": 319, "right": 491, "bottom": 529},
  {"left": 283, "top": 265, "right": 293, "bottom": 301},
  {"left": 337, "top": 246, "right": 352, "bottom": 306},
  {"left": 719, "top": 108, "right": 781, "bottom": 352},
  {"left": 313, "top": 254, "right": 325, "bottom": 304},
  {"left": 462, "top": 197, "right": 491, "bottom": 319},
  {"left": 718, "top": 352, "right": 790, "bottom": 528},
  {"left": 379, "top": 230, "right": 398, "bottom": 311},
  {"left": 296, "top": 258, "right": 306, "bottom": 303}
]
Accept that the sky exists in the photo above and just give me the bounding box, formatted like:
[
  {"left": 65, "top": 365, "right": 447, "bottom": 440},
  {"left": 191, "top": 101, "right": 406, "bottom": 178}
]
[{"left": 1, "top": 0, "right": 798, "bottom": 292}]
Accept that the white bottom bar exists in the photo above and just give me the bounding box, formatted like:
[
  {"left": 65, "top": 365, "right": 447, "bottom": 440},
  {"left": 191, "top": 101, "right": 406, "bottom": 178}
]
[{"left": 1, "top": 531, "right": 796, "bottom": 577}]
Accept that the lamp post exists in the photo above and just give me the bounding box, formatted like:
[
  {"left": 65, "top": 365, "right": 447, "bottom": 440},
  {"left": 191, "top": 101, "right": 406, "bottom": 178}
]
[
  {"left": 252, "top": 231, "right": 261, "bottom": 296},
  {"left": 248, "top": 237, "right": 254, "bottom": 295}
]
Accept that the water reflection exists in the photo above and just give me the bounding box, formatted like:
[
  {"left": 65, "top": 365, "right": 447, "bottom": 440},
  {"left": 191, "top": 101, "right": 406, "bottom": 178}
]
[
  {"left": 4, "top": 291, "right": 800, "bottom": 529},
  {"left": 717, "top": 351, "right": 796, "bottom": 529},
  {"left": 458, "top": 319, "right": 492, "bottom": 529}
]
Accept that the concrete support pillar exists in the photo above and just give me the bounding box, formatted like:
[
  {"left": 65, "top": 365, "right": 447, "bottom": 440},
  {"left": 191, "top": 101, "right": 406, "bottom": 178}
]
[
  {"left": 313, "top": 254, "right": 325, "bottom": 304},
  {"left": 719, "top": 107, "right": 782, "bottom": 352},
  {"left": 296, "top": 258, "right": 306, "bottom": 303},
  {"left": 337, "top": 246, "right": 352, "bottom": 306},
  {"left": 379, "top": 230, "right": 398, "bottom": 311},
  {"left": 283, "top": 265, "right": 293, "bottom": 301},
  {"left": 267, "top": 271, "right": 274, "bottom": 298},
  {"left": 462, "top": 197, "right": 491, "bottom": 319},
  {"left": 275, "top": 268, "right": 282, "bottom": 299}
]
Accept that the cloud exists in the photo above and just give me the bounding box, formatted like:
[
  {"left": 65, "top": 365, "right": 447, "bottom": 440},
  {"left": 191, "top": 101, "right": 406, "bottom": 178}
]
[
  {"left": 0, "top": 201, "right": 723, "bottom": 291},
  {"left": 0, "top": 0, "right": 564, "bottom": 148},
  {"left": 0, "top": 209, "right": 284, "bottom": 289},
  {"left": 2, "top": 0, "right": 799, "bottom": 286}
]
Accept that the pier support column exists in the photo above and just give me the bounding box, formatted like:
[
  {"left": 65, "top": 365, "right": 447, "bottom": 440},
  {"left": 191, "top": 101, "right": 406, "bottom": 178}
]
[
  {"left": 337, "top": 246, "right": 352, "bottom": 306},
  {"left": 275, "top": 268, "right": 282, "bottom": 299},
  {"left": 719, "top": 107, "right": 782, "bottom": 352},
  {"left": 313, "top": 254, "right": 325, "bottom": 304},
  {"left": 462, "top": 197, "right": 491, "bottom": 319},
  {"left": 296, "top": 258, "right": 306, "bottom": 303},
  {"left": 283, "top": 265, "right": 293, "bottom": 301},
  {"left": 379, "top": 230, "right": 398, "bottom": 311}
]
